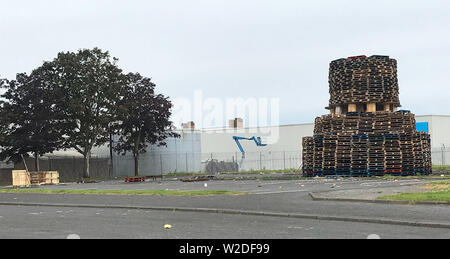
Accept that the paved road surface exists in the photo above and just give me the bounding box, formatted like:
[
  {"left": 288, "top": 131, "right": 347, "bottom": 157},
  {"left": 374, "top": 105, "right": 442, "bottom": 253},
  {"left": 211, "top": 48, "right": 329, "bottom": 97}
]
[
  {"left": 0, "top": 178, "right": 449, "bottom": 239},
  {"left": 1, "top": 205, "right": 449, "bottom": 239}
]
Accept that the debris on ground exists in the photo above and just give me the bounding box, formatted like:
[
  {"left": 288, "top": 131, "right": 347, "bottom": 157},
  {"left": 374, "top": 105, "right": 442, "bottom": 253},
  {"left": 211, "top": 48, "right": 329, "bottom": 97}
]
[
  {"left": 181, "top": 175, "right": 214, "bottom": 182},
  {"left": 164, "top": 224, "right": 172, "bottom": 229},
  {"left": 205, "top": 159, "right": 238, "bottom": 174}
]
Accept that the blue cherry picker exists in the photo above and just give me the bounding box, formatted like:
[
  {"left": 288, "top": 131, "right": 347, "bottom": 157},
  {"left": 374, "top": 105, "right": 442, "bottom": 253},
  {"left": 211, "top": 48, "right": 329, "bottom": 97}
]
[{"left": 233, "top": 136, "right": 267, "bottom": 159}]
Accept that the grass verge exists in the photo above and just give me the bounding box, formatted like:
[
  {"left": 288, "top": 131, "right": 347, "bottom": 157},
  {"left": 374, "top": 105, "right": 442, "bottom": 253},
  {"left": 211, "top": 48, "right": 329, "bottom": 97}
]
[
  {"left": 0, "top": 189, "right": 246, "bottom": 196},
  {"left": 377, "top": 190, "right": 450, "bottom": 204},
  {"left": 377, "top": 180, "right": 450, "bottom": 204}
]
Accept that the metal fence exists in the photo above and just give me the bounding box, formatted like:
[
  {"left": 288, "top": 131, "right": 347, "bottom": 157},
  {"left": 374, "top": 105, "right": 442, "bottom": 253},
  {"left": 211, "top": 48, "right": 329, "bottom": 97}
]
[
  {"left": 112, "top": 151, "right": 303, "bottom": 177},
  {"left": 431, "top": 148, "right": 450, "bottom": 167},
  {"left": 2, "top": 149, "right": 449, "bottom": 184},
  {"left": 14, "top": 156, "right": 111, "bottom": 183}
]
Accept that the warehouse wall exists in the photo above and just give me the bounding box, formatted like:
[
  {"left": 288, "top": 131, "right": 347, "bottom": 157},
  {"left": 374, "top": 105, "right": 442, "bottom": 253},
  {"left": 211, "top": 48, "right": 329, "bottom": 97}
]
[
  {"left": 112, "top": 130, "right": 202, "bottom": 176},
  {"left": 200, "top": 123, "right": 314, "bottom": 170},
  {"left": 416, "top": 115, "right": 450, "bottom": 149},
  {"left": 415, "top": 115, "right": 450, "bottom": 165},
  {"left": 201, "top": 123, "right": 314, "bottom": 154}
]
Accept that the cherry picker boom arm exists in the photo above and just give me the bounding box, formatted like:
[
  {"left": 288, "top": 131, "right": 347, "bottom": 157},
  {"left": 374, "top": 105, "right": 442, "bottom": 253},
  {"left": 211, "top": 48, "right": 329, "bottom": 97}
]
[{"left": 233, "top": 136, "right": 267, "bottom": 159}]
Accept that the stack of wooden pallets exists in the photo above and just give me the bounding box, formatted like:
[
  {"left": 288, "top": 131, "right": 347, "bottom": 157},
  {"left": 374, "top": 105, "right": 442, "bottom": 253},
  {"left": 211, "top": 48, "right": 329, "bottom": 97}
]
[
  {"left": 302, "top": 137, "right": 314, "bottom": 173},
  {"left": 302, "top": 55, "right": 432, "bottom": 177},
  {"left": 336, "top": 134, "right": 352, "bottom": 175},
  {"left": 12, "top": 171, "right": 59, "bottom": 187},
  {"left": 384, "top": 134, "right": 402, "bottom": 174},
  {"left": 400, "top": 133, "right": 415, "bottom": 173},
  {"left": 368, "top": 134, "right": 385, "bottom": 176},
  {"left": 328, "top": 56, "right": 400, "bottom": 109},
  {"left": 314, "top": 111, "right": 418, "bottom": 136},
  {"left": 351, "top": 135, "right": 369, "bottom": 176},
  {"left": 323, "top": 135, "right": 337, "bottom": 175}
]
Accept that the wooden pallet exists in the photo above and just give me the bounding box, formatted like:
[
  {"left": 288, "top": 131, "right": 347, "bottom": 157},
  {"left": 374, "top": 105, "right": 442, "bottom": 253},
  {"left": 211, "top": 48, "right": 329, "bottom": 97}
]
[{"left": 125, "top": 177, "right": 146, "bottom": 183}]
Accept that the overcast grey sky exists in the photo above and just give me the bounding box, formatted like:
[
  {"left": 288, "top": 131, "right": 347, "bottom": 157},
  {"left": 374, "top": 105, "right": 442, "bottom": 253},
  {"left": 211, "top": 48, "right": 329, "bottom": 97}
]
[{"left": 1, "top": 0, "right": 449, "bottom": 127}]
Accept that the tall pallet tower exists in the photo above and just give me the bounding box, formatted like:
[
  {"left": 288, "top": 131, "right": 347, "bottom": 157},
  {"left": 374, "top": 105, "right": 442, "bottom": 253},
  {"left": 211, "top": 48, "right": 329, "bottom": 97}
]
[{"left": 302, "top": 55, "right": 432, "bottom": 177}]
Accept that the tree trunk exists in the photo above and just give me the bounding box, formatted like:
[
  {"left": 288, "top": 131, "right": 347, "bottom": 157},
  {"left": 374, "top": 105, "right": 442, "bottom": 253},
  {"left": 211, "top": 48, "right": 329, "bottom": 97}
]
[
  {"left": 34, "top": 153, "right": 40, "bottom": 172},
  {"left": 134, "top": 153, "right": 140, "bottom": 177},
  {"left": 83, "top": 151, "right": 91, "bottom": 178}
]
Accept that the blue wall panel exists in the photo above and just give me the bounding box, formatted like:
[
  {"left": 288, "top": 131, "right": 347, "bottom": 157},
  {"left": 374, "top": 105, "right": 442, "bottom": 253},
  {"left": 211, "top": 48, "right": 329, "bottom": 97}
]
[{"left": 416, "top": 122, "right": 429, "bottom": 133}]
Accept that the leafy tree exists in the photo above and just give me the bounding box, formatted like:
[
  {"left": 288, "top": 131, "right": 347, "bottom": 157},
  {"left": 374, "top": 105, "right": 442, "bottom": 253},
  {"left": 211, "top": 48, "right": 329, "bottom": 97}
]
[
  {"left": 0, "top": 73, "right": 66, "bottom": 170},
  {"left": 0, "top": 77, "right": 6, "bottom": 156},
  {"left": 113, "top": 73, "right": 179, "bottom": 176},
  {"left": 36, "top": 48, "right": 126, "bottom": 178}
]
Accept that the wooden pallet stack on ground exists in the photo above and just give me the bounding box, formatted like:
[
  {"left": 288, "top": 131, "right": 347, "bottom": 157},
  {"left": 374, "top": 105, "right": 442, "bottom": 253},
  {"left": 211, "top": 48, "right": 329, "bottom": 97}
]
[
  {"left": 12, "top": 171, "right": 59, "bottom": 187},
  {"left": 12, "top": 170, "right": 31, "bottom": 187},
  {"left": 413, "top": 132, "right": 432, "bottom": 174},
  {"left": 305, "top": 111, "right": 431, "bottom": 176},
  {"left": 29, "top": 171, "right": 59, "bottom": 186},
  {"left": 335, "top": 134, "right": 352, "bottom": 175},
  {"left": 303, "top": 55, "right": 432, "bottom": 177},
  {"left": 351, "top": 134, "right": 369, "bottom": 175},
  {"left": 302, "top": 137, "right": 314, "bottom": 171},
  {"left": 384, "top": 134, "right": 402, "bottom": 173},
  {"left": 412, "top": 132, "right": 424, "bottom": 173},
  {"left": 368, "top": 134, "right": 385, "bottom": 176},
  {"left": 313, "top": 135, "right": 324, "bottom": 172},
  {"left": 400, "top": 133, "right": 414, "bottom": 174},
  {"left": 422, "top": 134, "right": 432, "bottom": 173},
  {"left": 322, "top": 134, "right": 337, "bottom": 175}
]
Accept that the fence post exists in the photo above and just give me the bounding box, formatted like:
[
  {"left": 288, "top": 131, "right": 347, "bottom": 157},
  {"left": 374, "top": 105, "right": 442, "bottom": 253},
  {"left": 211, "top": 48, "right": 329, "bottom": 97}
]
[
  {"left": 160, "top": 154, "right": 163, "bottom": 176},
  {"left": 72, "top": 157, "right": 77, "bottom": 182},
  {"left": 175, "top": 153, "right": 178, "bottom": 173},
  {"left": 260, "top": 152, "right": 262, "bottom": 170},
  {"left": 186, "top": 153, "right": 188, "bottom": 172},
  {"left": 271, "top": 152, "right": 274, "bottom": 170},
  {"left": 442, "top": 145, "right": 446, "bottom": 166}
]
